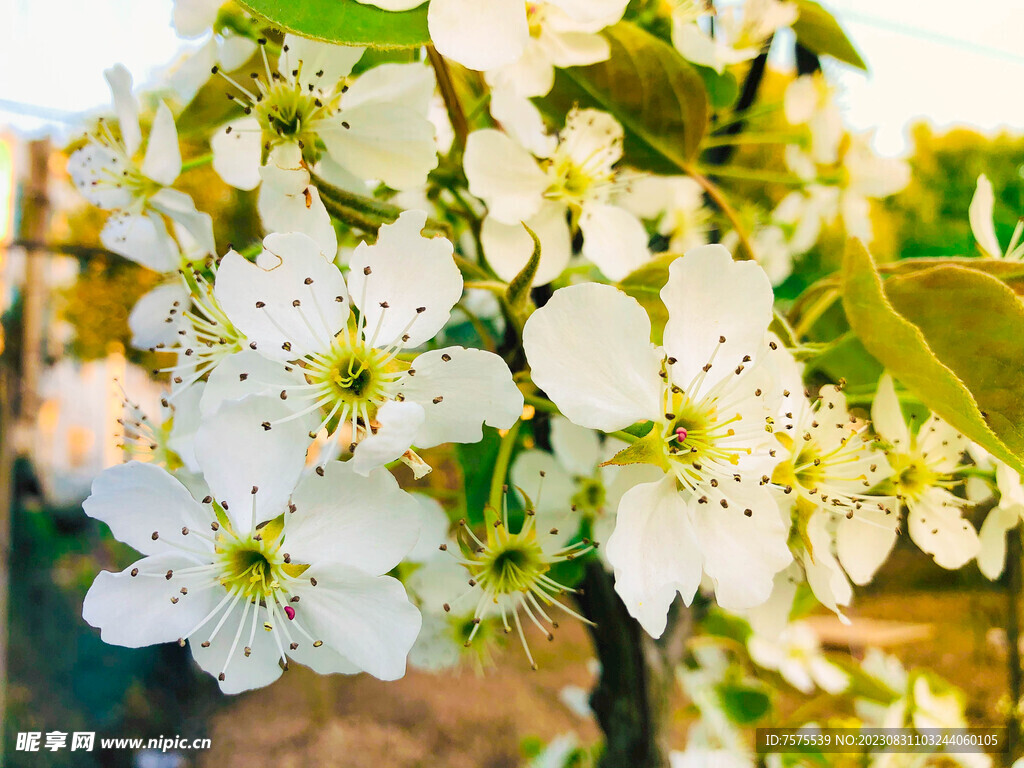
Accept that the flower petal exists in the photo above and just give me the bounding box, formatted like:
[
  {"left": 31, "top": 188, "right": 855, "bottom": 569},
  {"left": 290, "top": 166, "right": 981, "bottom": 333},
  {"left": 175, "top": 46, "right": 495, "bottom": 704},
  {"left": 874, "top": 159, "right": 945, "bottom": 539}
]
[
  {"left": 67, "top": 145, "right": 134, "bottom": 209},
  {"left": 351, "top": 399, "right": 426, "bottom": 476},
  {"left": 347, "top": 210, "right": 462, "bottom": 349},
  {"left": 397, "top": 347, "right": 523, "bottom": 448},
  {"left": 907, "top": 488, "right": 980, "bottom": 569},
  {"left": 189, "top": 599, "right": 284, "bottom": 693},
  {"left": 215, "top": 234, "right": 348, "bottom": 360},
  {"left": 258, "top": 146, "right": 338, "bottom": 256},
  {"left": 978, "top": 504, "right": 1020, "bottom": 580},
  {"left": 523, "top": 282, "right": 663, "bottom": 431},
  {"left": 464, "top": 129, "right": 548, "bottom": 224},
  {"left": 141, "top": 102, "right": 182, "bottom": 185},
  {"left": 288, "top": 563, "right": 421, "bottom": 680},
  {"left": 428, "top": 0, "right": 528, "bottom": 70},
  {"left": 129, "top": 282, "right": 191, "bottom": 350},
  {"left": 100, "top": 212, "right": 177, "bottom": 272},
  {"left": 149, "top": 188, "right": 216, "bottom": 257},
  {"left": 284, "top": 461, "right": 421, "bottom": 574},
  {"left": 211, "top": 117, "right": 263, "bottom": 191},
  {"left": 660, "top": 244, "right": 774, "bottom": 392},
  {"left": 691, "top": 481, "right": 793, "bottom": 610},
  {"left": 83, "top": 552, "right": 220, "bottom": 647},
  {"left": 199, "top": 349, "right": 308, "bottom": 417},
  {"left": 193, "top": 396, "right": 313, "bottom": 533},
  {"left": 105, "top": 64, "right": 142, "bottom": 156},
  {"left": 969, "top": 174, "right": 1002, "bottom": 257},
  {"left": 871, "top": 373, "right": 910, "bottom": 449},
  {"left": 579, "top": 202, "right": 650, "bottom": 281},
  {"left": 284, "top": 34, "right": 365, "bottom": 88},
  {"left": 83, "top": 461, "right": 211, "bottom": 556},
  {"left": 835, "top": 505, "right": 898, "bottom": 585},
  {"left": 551, "top": 416, "right": 602, "bottom": 477},
  {"left": 320, "top": 103, "right": 437, "bottom": 190},
  {"left": 406, "top": 494, "right": 452, "bottom": 563},
  {"left": 342, "top": 62, "right": 435, "bottom": 115},
  {"left": 481, "top": 202, "right": 571, "bottom": 285},
  {"left": 605, "top": 476, "right": 702, "bottom": 638}
]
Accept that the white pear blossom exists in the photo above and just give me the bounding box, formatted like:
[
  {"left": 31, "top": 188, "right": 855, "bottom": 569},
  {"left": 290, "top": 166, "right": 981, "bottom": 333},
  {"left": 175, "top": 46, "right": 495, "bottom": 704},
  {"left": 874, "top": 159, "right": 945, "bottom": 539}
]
[
  {"left": 871, "top": 374, "right": 979, "bottom": 570},
  {"left": 523, "top": 245, "right": 792, "bottom": 636},
  {"left": 747, "top": 620, "right": 848, "bottom": 694},
  {"left": 770, "top": 358, "right": 897, "bottom": 615},
  {"left": 785, "top": 73, "right": 843, "bottom": 166},
  {"left": 465, "top": 108, "right": 650, "bottom": 284},
  {"left": 210, "top": 35, "right": 437, "bottom": 196},
  {"left": 117, "top": 381, "right": 205, "bottom": 475},
  {"left": 202, "top": 211, "right": 523, "bottom": 477},
  {"left": 82, "top": 395, "right": 423, "bottom": 693},
  {"left": 977, "top": 460, "right": 1024, "bottom": 579},
  {"left": 671, "top": 0, "right": 797, "bottom": 74},
  {"left": 484, "top": 1, "right": 629, "bottom": 98},
  {"left": 969, "top": 174, "right": 1024, "bottom": 259},
  {"left": 165, "top": 0, "right": 257, "bottom": 104},
  {"left": 68, "top": 65, "right": 215, "bottom": 268}
]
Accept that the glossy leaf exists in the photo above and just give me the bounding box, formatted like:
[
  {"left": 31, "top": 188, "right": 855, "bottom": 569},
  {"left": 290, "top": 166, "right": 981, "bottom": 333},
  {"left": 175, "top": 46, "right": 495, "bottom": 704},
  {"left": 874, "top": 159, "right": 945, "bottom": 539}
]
[
  {"left": 792, "top": 0, "right": 867, "bottom": 70},
  {"left": 238, "top": 0, "right": 429, "bottom": 49},
  {"left": 841, "top": 240, "right": 1024, "bottom": 474},
  {"left": 537, "top": 21, "right": 708, "bottom": 173}
]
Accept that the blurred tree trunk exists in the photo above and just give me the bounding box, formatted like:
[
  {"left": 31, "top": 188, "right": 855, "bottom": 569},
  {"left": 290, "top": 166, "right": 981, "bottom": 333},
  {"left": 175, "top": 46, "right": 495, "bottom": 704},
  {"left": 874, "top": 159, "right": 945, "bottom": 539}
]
[{"left": 576, "top": 561, "right": 698, "bottom": 768}]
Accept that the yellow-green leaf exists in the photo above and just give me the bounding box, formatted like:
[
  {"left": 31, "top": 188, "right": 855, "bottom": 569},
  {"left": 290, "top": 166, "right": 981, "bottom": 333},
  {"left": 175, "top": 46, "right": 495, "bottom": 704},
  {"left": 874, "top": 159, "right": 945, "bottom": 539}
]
[
  {"left": 536, "top": 21, "right": 708, "bottom": 172},
  {"left": 238, "top": 0, "right": 429, "bottom": 49},
  {"left": 841, "top": 239, "right": 1024, "bottom": 474},
  {"left": 792, "top": 0, "right": 867, "bottom": 70}
]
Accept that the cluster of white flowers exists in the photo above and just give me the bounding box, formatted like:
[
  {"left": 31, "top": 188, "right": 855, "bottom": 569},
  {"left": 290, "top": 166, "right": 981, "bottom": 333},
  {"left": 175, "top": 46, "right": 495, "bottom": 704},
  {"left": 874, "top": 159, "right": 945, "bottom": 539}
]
[{"left": 65, "top": 0, "right": 990, "bottom": 709}]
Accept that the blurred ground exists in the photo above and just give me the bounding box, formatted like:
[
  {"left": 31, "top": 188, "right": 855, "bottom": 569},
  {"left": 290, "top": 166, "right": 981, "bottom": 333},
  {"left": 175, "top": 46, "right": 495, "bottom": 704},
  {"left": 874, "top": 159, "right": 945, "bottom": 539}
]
[{"left": 198, "top": 587, "right": 1011, "bottom": 768}]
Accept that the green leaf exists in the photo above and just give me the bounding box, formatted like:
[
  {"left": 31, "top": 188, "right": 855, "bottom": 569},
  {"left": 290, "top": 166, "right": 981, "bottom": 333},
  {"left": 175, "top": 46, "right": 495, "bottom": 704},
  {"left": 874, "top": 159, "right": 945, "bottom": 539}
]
[
  {"left": 841, "top": 240, "right": 1024, "bottom": 474},
  {"left": 792, "top": 0, "right": 867, "bottom": 70},
  {"left": 694, "top": 64, "right": 739, "bottom": 110},
  {"left": 715, "top": 682, "right": 772, "bottom": 725},
  {"left": 238, "top": 0, "right": 429, "bottom": 49},
  {"left": 536, "top": 21, "right": 708, "bottom": 172},
  {"left": 504, "top": 224, "right": 541, "bottom": 314}
]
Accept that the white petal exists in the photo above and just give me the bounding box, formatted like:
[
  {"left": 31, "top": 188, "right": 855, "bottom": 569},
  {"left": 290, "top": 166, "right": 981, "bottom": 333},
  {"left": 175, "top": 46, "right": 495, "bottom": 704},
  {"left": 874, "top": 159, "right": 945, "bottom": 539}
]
[
  {"left": 67, "top": 145, "right": 134, "bottom": 209},
  {"left": 105, "top": 64, "right": 142, "bottom": 156},
  {"left": 907, "top": 488, "right": 980, "bottom": 570},
  {"left": 100, "top": 212, "right": 177, "bottom": 272},
  {"left": 660, "top": 244, "right": 774, "bottom": 392},
  {"left": 547, "top": 0, "right": 629, "bottom": 24},
  {"left": 605, "top": 477, "right": 702, "bottom": 638},
  {"left": 551, "top": 416, "right": 602, "bottom": 477},
  {"left": 83, "top": 553, "right": 219, "bottom": 647},
  {"left": 691, "top": 481, "right": 793, "bottom": 610},
  {"left": 83, "top": 461, "right": 211, "bottom": 556},
  {"left": 172, "top": 0, "right": 222, "bottom": 37},
  {"left": 320, "top": 103, "right": 437, "bottom": 190},
  {"left": 511, "top": 450, "right": 577, "bottom": 529},
  {"left": 809, "top": 657, "right": 849, "bottom": 695},
  {"left": 560, "top": 108, "right": 623, "bottom": 169},
  {"left": 836, "top": 506, "right": 898, "bottom": 585},
  {"left": 129, "top": 282, "right": 190, "bottom": 350},
  {"left": 871, "top": 373, "right": 910, "bottom": 449},
  {"left": 481, "top": 202, "right": 571, "bottom": 285},
  {"left": 193, "top": 396, "right": 312, "bottom": 533},
  {"left": 288, "top": 563, "right": 421, "bottom": 680},
  {"left": 347, "top": 210, "right": 461, "bottom": 349},
  {"left": 258, "top": 148, "right": 338, "bottom": 256},
  {"left": 406, "top": 494, "right": 452, "bottom": 563},
  {"left": 523, "top": 283, "right": 663, "bottom": 431},
  {"left": 284, "top": 461, "right": 420, "bottom": 574},
  {"left": 211, "top": 117, "right": 263, "bottom": 191},
  {"left": 803, "top": 511, "right": 852, "bottom": 615},
  {"left": 969, "top": 174, "right": 1002, "bottom": 257},
  {"left": 487, "top": 85, "right": 558, "bottom": 156},
  {"left": 286, "top": 634, "right": 361, "bottom": 676},
  {"left": 283, "top": 34, "right": 365, "bottom": 88},
  {"left": 141, "top": 102, "right": 182, "bottom": 185},
  {"left": 149, "top": 188, "right": 216, "bottom": 256},
  {"left": 917, "top": 415, "right": 968, "bottom": 473},
  {"left": 351, "top": 399, "right": 425, "bottom": 476},
  {"left": 343, "top": 62, "right": 435, "bottom": 114},
  {"left": 488, "top": 39, "right": 555, "bottom": 98},
  {"left": 168, "top": 381, "right": 204, "bottom": 473},
  {"left": 977, "top": 504, "right": 1019, "bottom": 580},
  {"left": 579, "top": 202, "right": 650, "bottom": 281},
  {"left": 398, "top": 347, "right": 523, "bottom": 448},
  {"left": 189, "top": 600, "right": 284, "bottom": 693},
  {"left": 428, "top": 0, "right": 528, "bottom": 70},
  {"left": 354, "top": 0, "right": 425, "bottom": 8},
  {"left": 464, "top": 129, "right": 548, "bottom": 224},
  {"left": 215, "top": 235, "right": 348, "bottom": 360},
  {"left": 542, "top": 28, "right": 612, "bottom": 69},
  {"left": 199, "top": 349, "right": 307, "bottom": 417}
]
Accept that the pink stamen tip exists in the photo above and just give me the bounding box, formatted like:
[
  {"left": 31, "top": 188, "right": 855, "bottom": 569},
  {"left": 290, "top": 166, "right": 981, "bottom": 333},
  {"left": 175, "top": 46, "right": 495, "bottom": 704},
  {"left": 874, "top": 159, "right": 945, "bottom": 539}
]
[
  {"left": 675, "top": 428, "right": 688, "bottom": 442},
  {"left": 284, "top": 606, "right": 296, "bottom": 621}
]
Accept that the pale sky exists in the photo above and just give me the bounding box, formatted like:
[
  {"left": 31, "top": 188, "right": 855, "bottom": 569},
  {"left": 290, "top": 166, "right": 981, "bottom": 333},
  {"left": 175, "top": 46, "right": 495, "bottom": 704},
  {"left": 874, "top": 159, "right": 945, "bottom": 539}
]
[{"left": 1, "top": 0, "right": 1023, "bottom": 156}]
